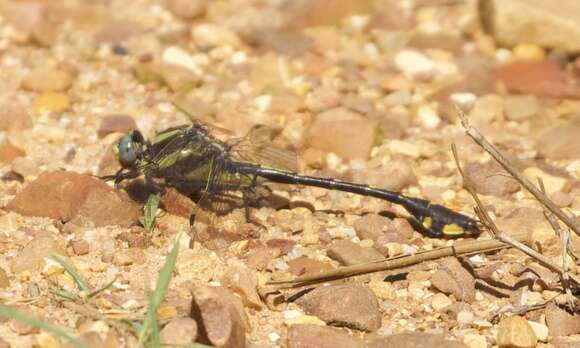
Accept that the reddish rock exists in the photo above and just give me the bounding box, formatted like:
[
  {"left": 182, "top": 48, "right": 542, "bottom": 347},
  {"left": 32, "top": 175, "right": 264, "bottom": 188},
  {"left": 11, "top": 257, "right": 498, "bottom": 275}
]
[
  {"left": 117, "top": 230, "right": 151, "bottom": 249},
  {"left": 431, "top": 257, "right": 476, "bottom": 303},
  {"left": 287, "top": 324, "right": 365, "bottom": 348},
  {"left": 70, "top": 239, "right": 90, "bottom": 255},
  {"left": 0, "top": 101, "right": 33, "bottom": 131},
  {"left": 190, "top": 286, "right": 247, "bottom": 348},
  {"left": 97, "top": 114, "right": 137, "bottom": 138},
  {"left": 288, "top": 256, "right": 335, "bottom": 277},
  {"left": 9, "top": 306, "right": 40, "bottom": 335},
  {"left": 296, "top": 283, "right": 381, "bottom": 332},
  {"left": 369, "top": 333, "right": 468, "bottom": 348},
  {"left": 494, "top": 61, "right": 580, "bottom": 98},
  {"left": 160, "top": 187, "right": 196, "bottom": 218},
  {"left": 306, "top": 107, "right": 378, "bottom": 161},
  {"left": 537, "top": 125, "right": 580, "bottom": 160},
  {"left": 245, "top": 246, "right": 281, "bottom": 271},
  {"left": 545, "top": 302, "right": 580, "bottom": 337},
  {"left": 10, "top": 236, "right": 66, "bottom": 274},
  {"left": 464, "top": 161, "right": 520, "bottom": 198},
  {"left": 266, "top": 239, "right": 296, "bottom": 254},
  {"left": 160, "top": 317, "right": 198, "bottom": 345},
  {"left": 354, "top": 214, "right": 393, "bottom": 241},
  {"left": 93, "top": 20, "right": 144, "bottom": 44},
  {"left": 349, "top": 162, "right": 417, "bottom": 192},
  {"left": 221, "top": 265, "right": 263, "bottom": 310},
  {"left": 2, "top": 1, "right": 46, "bottom": 33},
  {"left": 0, "top": 139, "right": 25, "bottom": 164},
  {"left": 7, "top": 171, "right": 140, "bottom": 227},
  {"left": 327, "top": 240, "right": 384, "bottom": 266}
]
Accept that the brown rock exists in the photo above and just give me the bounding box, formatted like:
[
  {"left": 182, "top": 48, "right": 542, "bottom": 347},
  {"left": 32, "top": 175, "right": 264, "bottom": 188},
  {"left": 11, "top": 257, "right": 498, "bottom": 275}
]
[
  {"left": 285, "top": 0, "right": 374, "bottom": 28},
  {"left": 369, "top": 333, "right": 469, "bottom": 348},
  {"left": 0, "top": 267, "right": 9, "bottom": 288},
  {"left": 354, "top": 215, "right": 414, "bottom": 246},
  {"left": 160, "top": 317, "right": 198, "bottom": 345},
  {"left": 167, "top": 0, "right": 207, "bottom": 19},
  {"left": 60, "top": 331, "right": 106, "bottom": 348},
  {"left": 221, "top": 265, "right": 263, "bottom": 310},
  {"left": 160, "top": 187, "right": 196, "bottom": 219},
  {"left": 431, "top": 257, "right": 476, "bottom": 303},
  {"left": 494, "top": 61, "right": 580, "bottom": 98},
  {"left": 496, "top": 316, "right": 537, "bottom": 348},
  {"left": 496, "top": 207, "right": 552, "bottom": 248},
  {"left": 306, "top": 107, "right": 378, "bottom": 160},
  {"left": 10, "top": 236, "right": 66, "bottom": 274},
  {"left": 545, "top": 302, "right": 580, "bottom": 337},
  {"left": 305, "top": 86, "right": 341, "bottom": 113},
  {"left": 94, "top": 20, "right": 144, "bottom": 44},
  {"left": 245, "top": 246, "right": 281, "bottom": 271},
  {"left": 354, "top": 214, "right": 393, "bottom": 241},
  {"left": 503, "top": 95, "right": 541, "bottom": 121},
  {"left": 2, "top": 1, "right": 46, "bottom": 33},
  {"left": 112, "top": 250, "right": 133, "bottom": 266},
  {"left": 537, "top": 125, "right": 580, "bottom": 160},
  {"left": 69, "top": 239, "right": 90, "bottom": 255},
  {"left": 349, "top": 162, "right": 417, "bottom": 192},
  {"left": 7, "top": 171, "right": 141, "bottom": 228},
  {"left": 9, "top": 306, "right": 40, "bottom": 335},
  {"left": 287, "top": 324, "right": 365, "bottom": 348},
  {"left": 190, "top": 286, "right": 247, "bottom": 348},
  {"left": 0, "top": 101, "right": 33, "bottom": 131},
  {"left": 464, "top": 161, "right": 520, "bottom": 198},
  {"left": 480, "top": 0, "right": 580, "bottom": 54},
  {"left": 21, "top": 67, "right": 73, "bottom": 92},
  {"left": 0, "top": 139, "right": 25, "bottom": 164},
  {"left": 296, "top": 283, "right": 381, "bottom": 332},
  {"left": 97, "top": 114, "right": 137, "bottom": 138},
  {"left": 288, "top": 256, "right": 335, "bottom": 277},
  {"left": 117, "top": 230, "right": 151, "bottom": 249},
  {"left": 327, "top": 240, "right": 383, "bottom": 266}
]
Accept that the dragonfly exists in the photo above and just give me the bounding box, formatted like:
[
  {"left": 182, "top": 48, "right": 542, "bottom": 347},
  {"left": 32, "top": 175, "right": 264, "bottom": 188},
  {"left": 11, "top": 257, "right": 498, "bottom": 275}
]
[{"left": 102, "top": 121, "right": 481, "bottom": 238}]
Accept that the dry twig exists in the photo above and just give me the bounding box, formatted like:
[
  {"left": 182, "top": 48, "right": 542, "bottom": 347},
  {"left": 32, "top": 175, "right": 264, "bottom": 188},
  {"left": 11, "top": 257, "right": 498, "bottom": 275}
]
[
  {"left": 452, "top": 110, "right": 580, "bottom": 293},
  {"left": 455, "top": 105, "right": 580, "bottom": 238},
  {"left": 264, "top": 236, "right": 527, "bottom": 291}
]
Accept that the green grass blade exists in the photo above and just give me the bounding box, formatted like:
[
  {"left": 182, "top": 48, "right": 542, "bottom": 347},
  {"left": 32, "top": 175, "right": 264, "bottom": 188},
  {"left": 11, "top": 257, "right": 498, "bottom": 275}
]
[
  {"left": 0, "top": 305, "right": 90, "bottom": 348},
  {"left": 50, "top": 255, "right": 90, "bottom": 293},
  {"left": 87, "top": 276, "right": 117, "bottom": 299},
  {"left": 49, "top": 287, "right": 80, "bottom": 302},
  {"left": 141, "top": 193, "right": 161, "bottom": 231},
  {"left": 139, "top": 233, "right": 181, "bottom": 345}
]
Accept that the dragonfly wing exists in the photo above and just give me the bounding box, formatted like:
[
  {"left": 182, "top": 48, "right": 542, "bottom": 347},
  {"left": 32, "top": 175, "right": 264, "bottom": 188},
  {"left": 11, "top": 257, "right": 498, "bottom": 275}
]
[{"left": 229, "top": 126, "right": 299, "bottom": 172}]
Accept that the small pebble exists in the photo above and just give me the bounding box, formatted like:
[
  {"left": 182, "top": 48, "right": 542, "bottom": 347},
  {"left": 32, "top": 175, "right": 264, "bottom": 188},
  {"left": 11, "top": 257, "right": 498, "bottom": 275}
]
[
  {"left": 32, "top": 92, "right": 70, "bottom": 115},
  {"left": 394, "top": 50, "right": 435, "bottom": 79},
  {"left": 463, "top": 334, "right": 487, "bottom": 348},
  {"left": 513, "top": 44, "right": 546, "bottom": 62},
  {"left": 496, "top": 316, "right": 537, "bottom": 348},
  {"left": 21, "top": 67, "right": 73, "bottom": 92}
]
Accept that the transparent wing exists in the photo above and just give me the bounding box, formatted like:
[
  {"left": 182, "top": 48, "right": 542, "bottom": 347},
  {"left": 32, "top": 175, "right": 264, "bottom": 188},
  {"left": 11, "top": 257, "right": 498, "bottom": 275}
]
[{"left": 228, "top": 126, "right": 299, "bottom": 172}]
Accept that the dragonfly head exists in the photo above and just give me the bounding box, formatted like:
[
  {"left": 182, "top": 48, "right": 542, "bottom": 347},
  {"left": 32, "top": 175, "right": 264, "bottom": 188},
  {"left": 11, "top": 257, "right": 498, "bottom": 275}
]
[{"left": 114, "top": 130, "right": 145, "bottom": 168}]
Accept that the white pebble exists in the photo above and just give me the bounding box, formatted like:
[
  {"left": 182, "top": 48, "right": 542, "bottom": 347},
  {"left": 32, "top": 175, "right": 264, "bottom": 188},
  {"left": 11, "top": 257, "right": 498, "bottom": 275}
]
[
  {"left": 162, "top": 46, "right": 201, "bottom": 74},
  {"left": 394, "top": 50, "right": 435, "bottom": 78},
  {"left": 417, "top": 105, "right": 440, "bottom": 129}
]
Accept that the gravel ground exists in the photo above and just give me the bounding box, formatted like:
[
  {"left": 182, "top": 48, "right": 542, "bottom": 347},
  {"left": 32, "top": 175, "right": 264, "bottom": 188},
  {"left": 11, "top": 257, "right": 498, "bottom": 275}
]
[{"left": 0, "top": 0, "right": 579, "bottom": 347}]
